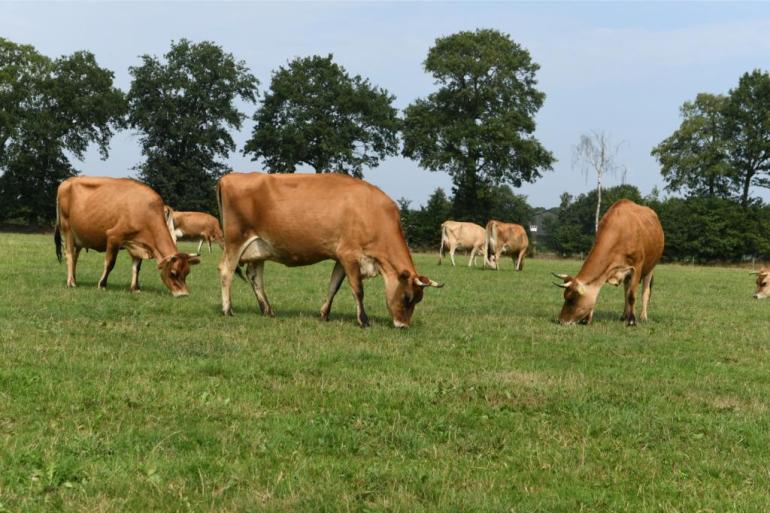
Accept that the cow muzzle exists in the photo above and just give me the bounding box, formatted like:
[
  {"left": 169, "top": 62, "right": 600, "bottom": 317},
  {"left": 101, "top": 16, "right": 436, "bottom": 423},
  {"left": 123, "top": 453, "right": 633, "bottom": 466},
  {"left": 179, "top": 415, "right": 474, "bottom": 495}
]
[{"left": 172, "top": 290, "right": 189, "bottom": 298}]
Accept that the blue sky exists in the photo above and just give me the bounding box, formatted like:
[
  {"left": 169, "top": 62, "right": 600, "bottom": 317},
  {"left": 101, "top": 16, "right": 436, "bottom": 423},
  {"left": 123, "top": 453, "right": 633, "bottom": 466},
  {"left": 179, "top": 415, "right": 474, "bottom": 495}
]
[{"left": 3, "top": 1, "right": 770, "bottom": 208}]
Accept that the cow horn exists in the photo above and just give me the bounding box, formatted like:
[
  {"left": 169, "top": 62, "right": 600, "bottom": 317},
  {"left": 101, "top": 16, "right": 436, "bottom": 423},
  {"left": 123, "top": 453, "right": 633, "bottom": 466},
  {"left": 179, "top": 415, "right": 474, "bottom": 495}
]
[
  {"left": 188, "top": 252, "right": 201, "bottom": 257},
  {"left": 553, "top": 281, "right": 570, "bottom": 289},
  {"left": 415, "top": 277, "right": 444, "bottom": 288},
  {"left": 749, "top": 271, "right": 761, "bottom": 275},
  {"left": 552, "top": 273, "right": 570, "bottom": 280}
]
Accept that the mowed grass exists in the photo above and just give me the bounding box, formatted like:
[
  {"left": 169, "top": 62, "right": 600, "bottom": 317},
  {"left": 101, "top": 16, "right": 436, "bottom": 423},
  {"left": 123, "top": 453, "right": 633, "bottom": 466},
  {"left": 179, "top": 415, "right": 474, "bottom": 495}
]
[{"left": 2, "top": 232, "right": 770, "bottom": 512}]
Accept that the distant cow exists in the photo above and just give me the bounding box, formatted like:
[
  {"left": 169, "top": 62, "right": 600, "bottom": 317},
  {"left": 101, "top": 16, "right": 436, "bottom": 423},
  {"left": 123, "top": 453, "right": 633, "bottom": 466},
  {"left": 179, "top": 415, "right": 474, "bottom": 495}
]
[
  {"left": 553, "top": 199, "right": 664, "bottom": 325},
  {"left": 438, "top": 221, "right": 486, "bottom": 267},
  {"left": 170, "top": 210, "right": 224, "bottom": 254},
  {"left": 55, "top": 177, "right": 200, "bottom": 296},
  {"left": 217, "top": 172, "right": 443, "bottom": 328},
  {"left": 751, "top": 268, "right": 770, "bottom": 299},
  {"left": 484, "top": 220, "right": 529, "bottom": 271}
]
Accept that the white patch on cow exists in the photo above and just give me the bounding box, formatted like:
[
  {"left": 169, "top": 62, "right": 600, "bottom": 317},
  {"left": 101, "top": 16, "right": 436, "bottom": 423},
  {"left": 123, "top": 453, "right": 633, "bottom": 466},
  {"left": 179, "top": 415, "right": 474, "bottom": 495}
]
[
  {"left": 239, "top": 236, "right": 277, "bottom": 263},
  {"left": 358, "top": 255, "right": 380, "bottom": 279},
  {"left": 173, "top": 228, "right": 184, "bottom": 239},
  {"left": 606, "top": 266, "right": 633, "bottom": 286},
  {"left": 123, "top": 241, "right": 153, "bottom": 260}
]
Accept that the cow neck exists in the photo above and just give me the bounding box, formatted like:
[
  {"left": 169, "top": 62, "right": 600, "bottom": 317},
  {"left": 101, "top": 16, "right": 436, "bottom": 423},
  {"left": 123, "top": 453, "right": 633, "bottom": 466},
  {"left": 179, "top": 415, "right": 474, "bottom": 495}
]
[
  {"left": 151, "top": 226, "right": 179, "bottom": 261},
  {"left": 575, "top": 235, "right": 623, "bottom": 287},
  {"left": 374, "top": 239, "right": 417, "bottom": 278}
]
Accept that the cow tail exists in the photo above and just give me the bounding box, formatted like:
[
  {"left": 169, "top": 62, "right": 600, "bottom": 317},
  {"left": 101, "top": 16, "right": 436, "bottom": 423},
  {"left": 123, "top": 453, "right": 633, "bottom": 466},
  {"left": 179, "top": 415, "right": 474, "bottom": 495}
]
[
  {"left": 438, "top": 222, "right": 447, "bottom": 264},
  {"left": 485, "top": 222, "right": 496, "bottom": 265},
  {"left": 54, "top": 195, "right": 62, "bottom": 263}
]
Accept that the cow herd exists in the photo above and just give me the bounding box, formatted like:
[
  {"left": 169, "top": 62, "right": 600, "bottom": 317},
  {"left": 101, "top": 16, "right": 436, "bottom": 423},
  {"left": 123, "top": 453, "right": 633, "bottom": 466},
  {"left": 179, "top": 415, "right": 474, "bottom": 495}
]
[{"left": 52, "top": 173, "right": 760, "bottom": 328}]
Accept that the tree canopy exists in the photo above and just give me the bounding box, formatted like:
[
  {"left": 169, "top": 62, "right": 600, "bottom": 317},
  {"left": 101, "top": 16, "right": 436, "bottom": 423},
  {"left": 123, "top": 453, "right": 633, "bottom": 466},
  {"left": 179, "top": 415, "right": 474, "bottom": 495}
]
[
  {"left": 244, "top": 54, "right": 400, "bottom": 177},
  {"left": 652, "top": 71, "right": 770, "bottom": 207},
  {"left": 0, "top": 38, "right": 125, "bottom": 223},
  {"left": 127, "top": 39, "right": 257, "bottom": 212},
  {"left": 402, "top": 28, "right": 554, "bottom": 223}
]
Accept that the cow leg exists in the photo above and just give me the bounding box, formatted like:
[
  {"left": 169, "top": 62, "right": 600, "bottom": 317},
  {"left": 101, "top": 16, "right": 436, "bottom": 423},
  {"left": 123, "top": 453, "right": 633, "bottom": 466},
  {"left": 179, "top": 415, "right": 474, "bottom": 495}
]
[
  {"left": 65, "top": 242, "right": 81, "bottom": 288},
  {"left": 130, "top": 257, "right": 142, "bottom": 292},
  {"left": 495, "top": 248, "right": 502, "bottom": 271},
  {"left": 622, "top": 270, "right": 641, "bottom": 326},
  {"left": 468, "top": 246, "right": 477, "bottom": 267},
  {"left": 320, "top": 261, "right": 346, "bottom": 321},
  {"left": 341, "top": 260, "right": 369, "bottom": 327},
  {"left": 246, "top": 261, "right": 275, "bottom": 317},
  {"left": 197, "top": 239, "right": 204, "bottom": 255},
  {"left": 516, "top": 250, "right": 526, "bottom": 271},
  {"left": 449, "top": 243, "right": 457, "bottom": 267},
  {"left": 640, "top": 272, "right": 654, "bottom": 322},
  {"left": 207, "top": 239, "right": 212, "bottom": 253},
  {"left": 97, "top": 240, "right": 120, "bottom": 289},
  {"left": 219, "top": 250, "right": 239, "bottom": 316}
]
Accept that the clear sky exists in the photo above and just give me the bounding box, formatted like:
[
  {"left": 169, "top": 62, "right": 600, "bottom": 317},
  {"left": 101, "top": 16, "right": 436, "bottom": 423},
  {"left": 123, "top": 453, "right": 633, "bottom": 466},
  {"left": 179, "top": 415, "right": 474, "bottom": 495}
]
[{"left": 3, "top": 1, "right": 770, "bottom": 208}]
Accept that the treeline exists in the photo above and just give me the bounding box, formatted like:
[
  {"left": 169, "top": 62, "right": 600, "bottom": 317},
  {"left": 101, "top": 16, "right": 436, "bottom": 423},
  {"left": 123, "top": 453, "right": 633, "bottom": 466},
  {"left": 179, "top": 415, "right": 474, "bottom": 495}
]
[{"left": 0, "top": 29, "right": 554, "bottom": 224}]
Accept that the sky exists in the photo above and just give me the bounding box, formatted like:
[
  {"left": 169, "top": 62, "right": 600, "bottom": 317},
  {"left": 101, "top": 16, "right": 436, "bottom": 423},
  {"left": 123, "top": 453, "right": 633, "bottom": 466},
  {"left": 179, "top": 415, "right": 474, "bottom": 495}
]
[{"left": 3, "top": 1, "right": 770, "bottom": 209}]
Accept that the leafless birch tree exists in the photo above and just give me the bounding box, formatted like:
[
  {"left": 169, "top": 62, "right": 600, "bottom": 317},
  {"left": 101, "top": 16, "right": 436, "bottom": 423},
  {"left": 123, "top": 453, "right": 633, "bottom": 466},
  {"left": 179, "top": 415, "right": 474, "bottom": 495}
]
[{"left": 572, "top": 131, "right": 626, "bottom": 232}]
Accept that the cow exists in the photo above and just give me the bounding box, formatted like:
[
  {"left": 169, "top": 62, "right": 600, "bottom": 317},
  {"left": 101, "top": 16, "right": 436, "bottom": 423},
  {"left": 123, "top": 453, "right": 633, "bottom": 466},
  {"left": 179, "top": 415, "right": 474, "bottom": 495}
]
[
  {"left": 438, "top": 221, "right": 486, "bottom": 267},
  {"left": 170, "top": 210, "right": 224, "bottom": 254},
  {"left": 553, "top": 199, "right": 664, "bottom": 326},
  {"left": 484, "top": 220, "right": 529, "bottom": 271},
  {"left": 54, "top": 177, "right": 200, "bottom": 296},
  {"left": 217, "top": 172, "right": 443, "bottom": 328},
  {"left": 751, "top": 268, "right": 770, "bottom": 299}
]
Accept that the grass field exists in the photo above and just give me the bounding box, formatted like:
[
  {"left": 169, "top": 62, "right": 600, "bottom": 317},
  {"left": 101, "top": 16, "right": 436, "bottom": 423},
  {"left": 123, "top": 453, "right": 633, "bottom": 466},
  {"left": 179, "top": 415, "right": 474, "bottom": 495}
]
[{"left": 2, "top": 232, "right": 770, "bottom": 512}]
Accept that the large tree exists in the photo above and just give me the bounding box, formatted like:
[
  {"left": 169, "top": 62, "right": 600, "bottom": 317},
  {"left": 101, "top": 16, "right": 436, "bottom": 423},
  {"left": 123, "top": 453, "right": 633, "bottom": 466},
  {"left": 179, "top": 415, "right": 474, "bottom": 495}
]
[
  {"left": 402, "top": 29, "right": 554, "bottom": 224},
  {"left": 0, "top": 38, "right": 125, "bottom": 224},
  {"left": 244, "top": 54, "right": 400, "bottom": 177},
  {"left": 652, "top": 71, "right": 770, "bottom": 207},
  {"left": 127, "top": 39, "right": 257, "bottom": 212},
  {"left": 651, "top": 93, "right": 736, "bottom": 199}
]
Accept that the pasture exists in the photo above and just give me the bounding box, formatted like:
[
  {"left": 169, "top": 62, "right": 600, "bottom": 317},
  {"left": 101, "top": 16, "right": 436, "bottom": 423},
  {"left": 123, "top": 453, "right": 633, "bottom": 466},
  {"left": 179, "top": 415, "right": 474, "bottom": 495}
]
[{"left": 2, "top": 232, "right": 770, "bottom": 512}]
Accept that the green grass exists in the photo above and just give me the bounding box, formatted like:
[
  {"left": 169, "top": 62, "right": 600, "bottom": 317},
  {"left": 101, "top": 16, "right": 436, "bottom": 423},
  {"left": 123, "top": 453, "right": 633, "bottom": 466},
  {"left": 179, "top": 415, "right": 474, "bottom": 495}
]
[{"left": 2, "top": 232, "right": 770, "bottom": 512}]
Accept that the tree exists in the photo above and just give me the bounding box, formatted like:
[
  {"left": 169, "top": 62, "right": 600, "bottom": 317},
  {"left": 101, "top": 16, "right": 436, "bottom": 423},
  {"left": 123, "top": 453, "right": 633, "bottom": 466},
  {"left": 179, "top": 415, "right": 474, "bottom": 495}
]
[
  {"left": 723, "top": 70, "right": 770, "bottom": 207},
  {"left": 0, "top": 38, "right": 125, "bottom": 224},
  {"left": 402, "top": 29, "right": 554, "bottom": 224},
  {"left": 651, "top": 93, "right": 736, "bottom": 199},
  {"left": 127, "top": 39, "right": 257, "bottom": 213},
  {"left": 572, "top": 131, "right": 626, "bottom": 232},
  {"left": 398, "top": 188, "right": 452, "bottom": 249},
  {"left": 652, "top": 70, "right": 770, "bottom": 208},
  {"left": 244, "top": 54, "right": 400, "bottom": 177}
]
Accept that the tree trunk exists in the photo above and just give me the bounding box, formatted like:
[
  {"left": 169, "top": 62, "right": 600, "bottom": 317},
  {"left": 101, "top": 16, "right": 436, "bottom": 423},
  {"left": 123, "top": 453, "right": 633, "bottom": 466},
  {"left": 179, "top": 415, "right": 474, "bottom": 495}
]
[
  {"left": 741, "top": 168, "right": 754, "bottom": 208},
  {"left": 595, "top": 174, "right": 602, "bottom": 233}
]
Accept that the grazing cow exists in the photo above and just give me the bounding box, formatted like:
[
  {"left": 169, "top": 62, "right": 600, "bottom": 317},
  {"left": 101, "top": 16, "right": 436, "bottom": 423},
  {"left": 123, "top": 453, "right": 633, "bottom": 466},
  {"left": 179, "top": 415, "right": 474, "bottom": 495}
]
[
  {"left": 553, "top": 199, "right": 664, "bottom": 325},
  {"left": 484, "top": 220, "right": 529, "bottom": 271},
  {"left": 438, "top": 221, "right": 486, "bottom": 267},
  {"left": 217, "top": 172, "right": 443, "bottom": 328},
  {"left": 170, "top": 210, "right": 224, "bottom": 254},
  {"left": 751, "top": 268, "right": 770, "bottom": 299},
  {"left": 54, "top": 177, "right": 200, "bottom": 296}
]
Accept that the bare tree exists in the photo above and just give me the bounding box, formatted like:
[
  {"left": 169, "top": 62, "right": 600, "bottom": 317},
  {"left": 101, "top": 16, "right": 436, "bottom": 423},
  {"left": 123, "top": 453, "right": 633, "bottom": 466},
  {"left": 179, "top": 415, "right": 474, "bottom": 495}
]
[{"left": 572, "top": 131, "right": 626, "bottom": 232}]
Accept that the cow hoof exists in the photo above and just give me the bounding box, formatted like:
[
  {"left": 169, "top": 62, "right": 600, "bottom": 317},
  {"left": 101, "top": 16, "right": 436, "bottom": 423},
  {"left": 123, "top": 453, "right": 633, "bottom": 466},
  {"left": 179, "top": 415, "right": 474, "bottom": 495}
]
[
  {"left": 223, "top": 308, "right": 234, "bottom": 316},
  {"left": 626, "top": 318, "right": 636, "bottom": 327}
]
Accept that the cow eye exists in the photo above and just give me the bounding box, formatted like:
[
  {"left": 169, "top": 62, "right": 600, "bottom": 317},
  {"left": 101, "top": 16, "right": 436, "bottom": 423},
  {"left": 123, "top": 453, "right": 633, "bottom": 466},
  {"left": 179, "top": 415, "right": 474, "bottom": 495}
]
[{"left": 170, "top": 270, "right": 178, "bottom": 278}]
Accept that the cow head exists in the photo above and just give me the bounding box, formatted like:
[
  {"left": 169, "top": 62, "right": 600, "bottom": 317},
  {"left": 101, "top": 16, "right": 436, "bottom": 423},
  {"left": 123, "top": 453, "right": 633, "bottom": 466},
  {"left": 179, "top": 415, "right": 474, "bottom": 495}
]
[
  {"left": 158, "top": 253, "right": 200, "bottom": 297},
  {"left": 553, "top": 273, "right": 600, "bottom": 325},
  {"left": 386, "top": 271, "right": 444, "bottom": 328},
  {"left": 752, "top": 268, "right": 770, "bottom": 299}
]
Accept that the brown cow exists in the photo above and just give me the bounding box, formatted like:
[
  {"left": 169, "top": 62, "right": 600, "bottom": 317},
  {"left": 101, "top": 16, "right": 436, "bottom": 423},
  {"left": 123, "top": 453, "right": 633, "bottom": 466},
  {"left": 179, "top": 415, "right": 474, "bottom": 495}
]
[
  {"left": 217, "top": 172, "right": 443, "bottom": 328},
  {"left": 751, "top": 268, "right": 770, "bottom": 299},
  {"left": 171, "top": 210, "right": 224, "bottom": 254},
  {"left": 55, "top": 177, "right": 200, "bottom": 296},
  {"left": 484, "top": 220, "right": 529, "bottom": 271},
  {"left": 553, "top": 199, "right": 664, "bottom": 326},
  {"left": 438, "top": 221, "right": 486, "bottom": 267}
]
